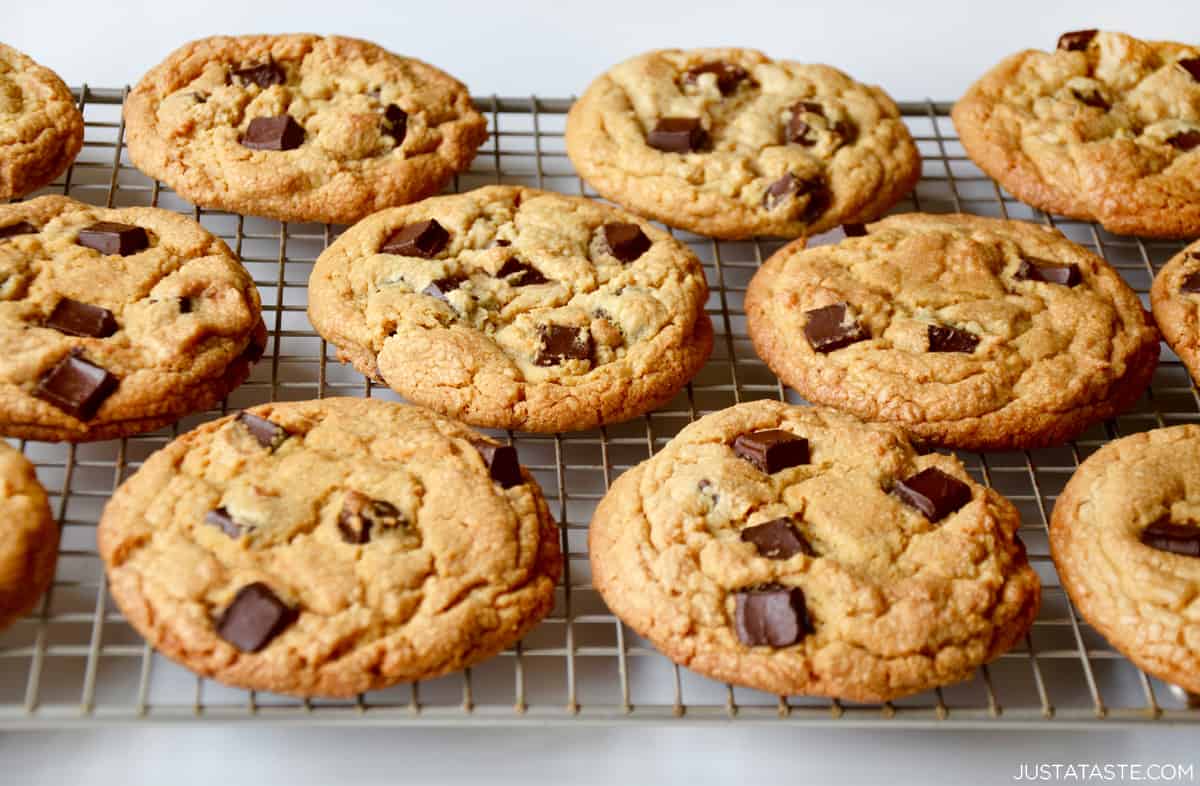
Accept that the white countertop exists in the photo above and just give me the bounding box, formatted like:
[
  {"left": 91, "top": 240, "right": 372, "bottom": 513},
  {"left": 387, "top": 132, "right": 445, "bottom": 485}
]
[{"left": 8, "top": 1, "right": 1199, "bottom": 782}]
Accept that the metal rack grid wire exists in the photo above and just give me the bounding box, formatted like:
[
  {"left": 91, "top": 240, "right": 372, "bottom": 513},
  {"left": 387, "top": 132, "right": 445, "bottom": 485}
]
[{"left": 1, "top": 88, "right": 1198, "bottom": 729}]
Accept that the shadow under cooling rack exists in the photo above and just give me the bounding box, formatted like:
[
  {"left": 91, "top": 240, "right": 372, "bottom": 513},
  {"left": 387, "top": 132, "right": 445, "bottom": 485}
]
[{"left": 0, "top": 88, "right": 1198, "bottom": 729}]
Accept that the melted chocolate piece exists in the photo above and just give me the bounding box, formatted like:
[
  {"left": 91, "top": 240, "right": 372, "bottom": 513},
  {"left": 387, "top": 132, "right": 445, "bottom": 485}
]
[
  {"left": 928, "top": 324, "right": 980, "bottom": 353},
  {"left": 733, "top": 430, "right": 810, "bottom": 473},
  {"left": 1179, "top": 58, "right": 1200, "bottom": 82},
  {"left": 1167, "top": 130, "right": 1200, "bottom": 152},
  {"left": 235, "top": 411, "right": 289, "bottom": 451},
  {"left": 1057, "top": 30, "right": 1098, "bottom": 52},
  {"left": 803, "top": 303, "right": 868, "bottom": 353},
  {"left": 422, "top": 275, "right": 467, "bottom": 302},
  {"left": 895, "top": 467, "right": 973, "bottom": 522},
  {"left": 338, "top": 490, "right": 406, "bottom": 544},
  {"left": 734, "top": 585, "right": 811, "bottom": 647},
  {"left": 497, "top": 258, "right": 548, "bottom": 286},
  {"left": 842, "top": 223, "right": 868, "bottom": 237},
  {"left": 1072, "top": 88, "right": 1110, "bottom": 111},
  {"left": 1015, "top": 258, "right": 1083, "bottom": 287},
  {"left": 602, "top": 223, "right": 651, "bottom": 263},
  {"left": 740, "top": 518, "right": 814, "bottom": 559},
  {"left": 45, "top": 299, "right": 117, "bottom": 338},
  {"left": 472, "top": 440, "right": 524, "bottom": 488},
  {"left": 647, "top": 117, "right": 708, "bottom": 153},
  {"left": 215, "top": 582, "right": 298, "bottom": 653},
  {"left": 33, "top": 350, "right": 118, "bottom": 420},
  {"left": 77, "top": 222, "right": 149, "bottom": 256},
  {"left": 534, "top": 324, "right": 592, "bottom": 365},
  {"left": 383, "top": 104, "right": 408, "bottom": 146},
  {"left": 381, "top": 219, "right": 449, "bottom": 258},
  {"left": 682, "top": 62, "right": 749, "bottom": 95},
  {"left": 1140, "top": 519, "right": 1200, "bottom": 557},
  {"left": 0, "top": 221, "right": 36, "bottom": 240},
  {"left": 229, "top": 61, "right": 286, "bottom": 88},
  {"left": 205, "top": 507, "right": 246, "bottom": 538},
  {"left": 1180, "top": 271, "right": 1200, "bottom": 294},
  {"left": 241, "top": 115, "right": 305, "bottom": 151}
]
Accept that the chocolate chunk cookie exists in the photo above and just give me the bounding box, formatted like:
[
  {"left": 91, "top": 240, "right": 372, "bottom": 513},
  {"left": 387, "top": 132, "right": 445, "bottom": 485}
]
[
  {"left": 589, "top": 400, "right": 1040, "bottom": 701},
  {"left": 954, "top": 31, "right": 1200, "bottom": 238},
  {"left": 0, "top": 43, "right": 83, "bottom": 200},
  {"left": 744, "top": 213, "right": 1160, "bottom": 451},
  {"left": 0, "top": 196, "right": 265, "bottom": 442},
  {"left": 124, "top": 34, "right": 487, "bottom": 224},
  {"left": 98, "top": 398, "right": 562, "bottom": 697},
  {"left": 565, "top": 48, "right": 920, "bottom": 239},
  {"left": 0, "top": 442, "right": 56, "bottom": 632},
  {"left": 1051, "top": 424, "right": 1200, "bottom": 694},
  {"left": 307, "top": 186, "right": 713, "bottom": 433},
  {"left": 1151, "top": 241, "right": 1200, "bottom": 381}
]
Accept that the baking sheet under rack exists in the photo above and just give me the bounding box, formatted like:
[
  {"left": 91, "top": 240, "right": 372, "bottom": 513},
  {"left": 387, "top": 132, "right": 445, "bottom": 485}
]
[{"left": 1, "top": 87, "right": 1198, "bottom": 728}]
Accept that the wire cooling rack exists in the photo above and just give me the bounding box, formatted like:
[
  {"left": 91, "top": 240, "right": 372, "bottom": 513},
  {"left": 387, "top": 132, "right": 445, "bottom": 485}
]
[{"left": 1, "top": 88, "right": 1198, "bottom": 730}]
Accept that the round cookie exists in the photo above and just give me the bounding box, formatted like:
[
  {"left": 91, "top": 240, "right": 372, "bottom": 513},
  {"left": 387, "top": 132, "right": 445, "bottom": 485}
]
[
  {"left": 124, "top": 34, "right": 487, "bottom": 224},
  {"left": 0, "top": 196, "right": 265, "bottom": 442},
  {"left": 953, "top": 30, "right": 1200, "bottom": 239},
  {"left": 1150, "top": 241, "right": 1200, "bottom": 381},
  {"left": 0, "top": 43, "right": 83, "bottom": 200},
  {"left": 1050, "top": 424, "right": 1200, "bottom": 694},
  {"left": 565, "top": 48, "right": 920, "bottom": 240},
  {"left": 98, "top": 397, "right": 562, "bottom": 697},
  {"left": 589, "top": 399, "right": 1040, "bottom": 701},
  {"left": 744, "top": 213, "right": 1160, "bottom": 451},
  {"left": 307, "top": 185, "right": 713, "bottom": 433},
  {"left": 0, "top": 441, "right": 57, "bottom": 632}
]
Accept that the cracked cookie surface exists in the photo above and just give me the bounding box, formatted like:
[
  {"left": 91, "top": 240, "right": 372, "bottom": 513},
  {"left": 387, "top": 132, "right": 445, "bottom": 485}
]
[
  {"left": 98, "top": 397, "right": 562, "bottom": 697},
  {"left": 1150, "top": 241, "right": 1200, "bottom": 382},
  {"left": 124, "top": 34, "right": 487, "bottom": 224},
  {"left": 588, "top": 400, "right": 1040, "bottom": 701},
  {"left": 565, "top": 48, "right": 920, "bottom": 239},
  {"left": 307, "top": 185, "right": 713, "bottom": 433},
  {"left": 0, "top": 196, "right": 265, "bottom": 442},
  {"left": 0, "top": 43, "right": 83, "bottom": 200},
  {"left": 745, "top": 213, "right": 1159, "bottom": 451},
  {"left": 1050, "top": 424, "right": 1200, "bottom": 693},
  {"left": 953, "top": 30, "right": 1200, "bottom": 238},
  {"left": 0, "top": 441, "right": 56, "bottom": 632}
]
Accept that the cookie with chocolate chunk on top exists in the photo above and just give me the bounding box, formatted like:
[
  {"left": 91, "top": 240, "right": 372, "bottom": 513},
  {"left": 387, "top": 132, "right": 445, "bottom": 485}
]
[
  {"left": 566, "top": 48, "right": 920, "bottom": 239},
  {"left": 98, "top": 397, "right": 562, "bottom": 697},
  {"left": 1150, "top": 241, "right": 1200, "bottom": 382},
  {"left": 0, "top": 43, "right": 83, "bottom": 200},
  {"left": 307, "top": 185, "right": 713, "bottom": 433}
]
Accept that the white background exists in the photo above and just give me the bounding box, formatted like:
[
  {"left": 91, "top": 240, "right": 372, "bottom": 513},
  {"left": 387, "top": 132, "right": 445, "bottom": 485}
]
[{"left": 9, "top": 1, "right": 1200, "bottom": 783}]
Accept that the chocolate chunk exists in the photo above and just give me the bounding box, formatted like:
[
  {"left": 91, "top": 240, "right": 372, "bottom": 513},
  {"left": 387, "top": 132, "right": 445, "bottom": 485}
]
[
  {"left": 602, "top": 222, "right": 651, "bottom": 263},
  {"left": 1181, "top": 271, "right": 1200, "bottom": 293},
  {"left": 497, "top": 258, "right": 548, "bottom": 286},
  {"left": 803, "top": 302, "right": 868, "bottom": 353},
  {"left": 216, "top": 583, "right": 297, "bottom": 653},
  {"left": 1015, "top": 258, "right": 1083, "bottom": 287},
  {"left": 682, "top": 62, "right": 749, "bottom": 95},
  {"left": 740, "top": 518, "right": 814, "bottom": 559},
  {"left": 1167, "top": 130, "right": 1200, "bottom": 152},
  {"left": 235, "top": 411, "right": 288, "bottom": 451},
  {"left": 842, "top": 223, "right": 868, "bottom": 237},
  {"left": 422, "top": 275, "right": 466, "bottom": 302},
  {"left": 45, "top": 299, "right": 117, "bottom": 338},
  {"left": 493, "top": 238, "right": 512, "bottom": 248},
  {"left": 895, "top": 467, "right": 973, "bottom": 522},
  {"left": 763, "top": 173, "right": 827, "bottom": 215},
  {"left": 534, "top": 324, "right": 592, "bottom": 365},
  {"left": 0, "top": 221, "right": 36, "bottom": 240},
  {"left": 33, "top": 350, "right": 118, "bottom": 420},
  {"left": 381, "top": 219, "right": 449, "bottom": 258},
  {"left": 229, "top": 61, "right": 285, "bottom": 88},
  {"left": 1057, "top": 29, "right": 1098, "bottom": 51},
  {"left": 205, "top": 507, "right": 245, "bottom": 538},
  {"left": 1140, "top": 520, "right": 1200, "bottom": 558},
  {"left": 472, "top": 440, "right": 523, "bottom": 488},
  {"left": 928, "top": 324, "right": 980, "bottom": 353},
  {"left": 647, "top": 117, "right": 708, "bottom": 153},
  {"left": 698, "top": 478, "right": 719, "bottom": 506},
  {"left": 1071, "top": 88, "right": 1110, "bottom": 111},
  {"left": 338, "top": 490, "right": 405, "bottom": 544},
  {"left": 1179, "top": 58, "right": 1200, "bottom": 82},
  {"left": 734, "top": 586, "right": 810, "bottom": 647},
  {"left": 241, "top": 115, "right": 305, "bottom": 151},
  {"left": 794, "top": 101, "right": 825, "bottom": 117},
  {"left": 178, "top": 297, "right": 193, "bottom": 314},
  {"left": 763, "top": 173, "right": 801, "bottom": 209},
  {"left": 77, "top": 222, "right": 149, "bottom": 256},
  {"left": 383, "top": 104, "right": 408, "bottom": 146},
  {"left": 733, "top": 430, "right": 810, "bottom": 473}
]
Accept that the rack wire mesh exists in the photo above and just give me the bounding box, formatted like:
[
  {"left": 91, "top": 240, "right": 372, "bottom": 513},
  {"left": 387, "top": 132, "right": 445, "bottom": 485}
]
[{"left": 0, "top": 88, "right": 1198, "bottom": 729}]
